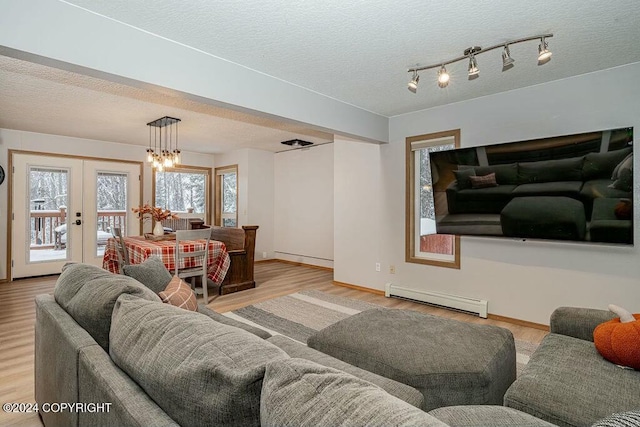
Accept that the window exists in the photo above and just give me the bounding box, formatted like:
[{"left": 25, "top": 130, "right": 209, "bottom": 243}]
[
  {"left": 153, "top": 166, "right": 211, "bottom": 218},
  {"left": 215, "top": 165, "right": 238, "bottom": 227},
  {"left": 406, "top": 130, "right": 460, "bottom": 268}
]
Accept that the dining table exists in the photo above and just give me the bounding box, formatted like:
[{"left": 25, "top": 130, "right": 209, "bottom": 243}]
[{"left": 102, "top": 235, "right": 231, "bottom": 286}]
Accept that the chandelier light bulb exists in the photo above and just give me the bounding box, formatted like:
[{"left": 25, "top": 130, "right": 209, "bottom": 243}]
[
  {"left": 146, "top": 149, "right": 154, "bottom": 163},
  {"left": 437, "top": 65, "right": 450, "bottom": 88}
]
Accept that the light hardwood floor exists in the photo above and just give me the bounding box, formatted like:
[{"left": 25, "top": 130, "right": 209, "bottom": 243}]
[{"left": 0, "top": 261, "right": 548, "bottom": 427}]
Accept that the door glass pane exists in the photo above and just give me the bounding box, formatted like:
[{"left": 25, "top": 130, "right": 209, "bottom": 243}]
[
  {"left": 221, "top": 172, "right": 237, "bottom": 227},
  {"left": 28, "top": 167, "right": 69, "bottom": 262},
  {"left": 156, "top": 170, "right": 206, "bottom": 213},
  {"left": 96, "top": 172, "right": 128, "bottom": 256}
]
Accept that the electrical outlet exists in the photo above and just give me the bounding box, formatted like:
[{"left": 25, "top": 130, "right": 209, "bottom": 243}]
[
  {"left": 375, "top": 263, "right": 381, "bottom": 272},
  {"left": 389, "top": 265, "right": 396, "bottom": 274},
  {"left": 262, "top": 252, "right": 267, "bottom": 259}
]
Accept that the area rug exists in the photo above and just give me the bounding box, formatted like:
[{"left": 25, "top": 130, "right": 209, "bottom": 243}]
[{"left": 224, "top": 289, "right": 538, "bottom": 376}]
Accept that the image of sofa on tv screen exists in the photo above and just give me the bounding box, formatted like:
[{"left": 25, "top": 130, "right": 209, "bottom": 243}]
[{"left": 432, "top": 130, "right": 633, "bottom": 245}]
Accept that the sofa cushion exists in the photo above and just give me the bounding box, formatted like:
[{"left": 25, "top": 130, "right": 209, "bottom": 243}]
[
  {"left": 110, "top": 294, "right": 289, "bottom": 427},
  {"left": 581, "top": 179, "right": 632, "bottom": 201},
  {"left": 197, "top": 305, "right": 272, "bottom": 339},
  {"left": 429, "top": 405, "right": 555, "bottom": 427},
  {"left": 260, "top": 358, "right": 448, "bottom": 427},
  {"left": 456, "top": 185, "right": 517, "bottom": 202},
  {"left": 122, "top": 256, "right": 173, "bottom": 294},
  {"left": 267, "top": 335, "right": 424, "bottom": 408},
  {"left": 504, "top": 333, "right": 640, "bottom": 427},
  {"left": 469, "top": 172, "right": 498, "bottom": 189},
  {"left": 453, "top": 168, "right": 476, "bottom": 190},
  {"left": 511, "top": 181, "right": 583, "bottom": 198},
  {"left": 475, "top": 163, "right": 519, "bottom": 185},
  {"left": 158, "top": 276, "right": 197, "bottom": 311},
  {"left": 591, "top": 410, "right": 640, "bottom": 427},
  {"left": 518, "top": 157, "right": 584, "bottom": 183},
  {"left": 582, "top": 147, "right": 632, "bottom": 180},
  {"left": 53, "top": 263, "right": 160, "bottom": 351}
]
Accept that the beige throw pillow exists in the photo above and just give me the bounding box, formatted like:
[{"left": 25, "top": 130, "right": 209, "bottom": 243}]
[{"left": 158, "top": 276, "right": 197, "bottom": 311}]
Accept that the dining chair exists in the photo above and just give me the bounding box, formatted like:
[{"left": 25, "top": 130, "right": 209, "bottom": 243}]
[
  {"left": 112, "top": 227, "right": 130, "bottom": 274},
  {"left": 174, "top": 228, "right": 212, "bottom": 302}
]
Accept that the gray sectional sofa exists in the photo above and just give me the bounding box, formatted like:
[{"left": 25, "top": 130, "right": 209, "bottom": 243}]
[
  {"left": 35, "top": 263, "right": 638, "bottom": 426},
  {"left": 446, "top": 147, "right": 632, "bottom": 220}
]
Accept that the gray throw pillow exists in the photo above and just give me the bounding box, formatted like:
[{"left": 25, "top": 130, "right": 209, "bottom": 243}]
[
  {"left": 609, "top": 156, "right": 633, "bottom": 191},
  {"left": 453, "top": 167, "right": 476, "bottom": 190},
  {"left": 110, "top": 294, "right": 289, "bottom": 427},
  {"left": 260, "top": 358, "right": 447, "bottom": 427},
  {"left": 122, "top": 256, "right": 172, "bottom": 294},
  {"left": 54, "top": 263, "right": 160, "bottom": 350},
  {"left": 612, "top": 152, "right": 633, "bottom": 180}
]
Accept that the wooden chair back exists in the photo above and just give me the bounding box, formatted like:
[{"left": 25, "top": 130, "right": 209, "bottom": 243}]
[
  {"left": 174, "top": 228, "right": 212, "bottom": 302},
  {"left": 111, "top": 227, "right": 130, "bottom": 274}
]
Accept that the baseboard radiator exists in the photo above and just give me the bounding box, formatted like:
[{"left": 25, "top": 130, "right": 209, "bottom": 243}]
[{"left": 385, "top": 283, "right": 488, "bottom": 318}]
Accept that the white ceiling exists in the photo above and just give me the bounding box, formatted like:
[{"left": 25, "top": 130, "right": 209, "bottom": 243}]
[{"left": 1, "top": 0, "right": 640, "bottom": 153}]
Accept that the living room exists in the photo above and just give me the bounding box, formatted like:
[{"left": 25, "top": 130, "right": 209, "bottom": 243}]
[{"left": 1, "top": 1, "right": 640, "bottom": 426}]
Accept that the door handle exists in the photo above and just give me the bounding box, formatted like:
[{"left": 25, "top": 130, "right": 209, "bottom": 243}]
[{"left": 75, "top": 219, "right": 82, "bottom": 225}]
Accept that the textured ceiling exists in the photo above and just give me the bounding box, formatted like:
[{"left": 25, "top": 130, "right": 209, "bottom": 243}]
[
  {"left": 64, "top": 0, "right": 640, "bottom": 116},
  {"left": 2, "top": 1, "right": 640, "bottom": 153},
  {"left": 0, "top": 56, "right": 332, "bottom": 153}
]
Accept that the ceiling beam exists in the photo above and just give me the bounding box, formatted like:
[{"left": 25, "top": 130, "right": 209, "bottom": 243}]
[{"left": 0, "top": 0, "right": 389, "bottom": 144}]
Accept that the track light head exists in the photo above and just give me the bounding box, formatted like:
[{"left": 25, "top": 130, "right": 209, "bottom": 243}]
[
  {"left": 502, "top": 45, "right": 515, "bottom": 71},
  {"left": 408, "top": 71, "right": 419, "bottom": 93},
  {"left": 467, "top": 55, "right": 479, "bottom": 78},
  {"left": 437, "top": 65, "right": 450, "bottom": 88},
  {"left": 538, "top": 37, "right": 552, "bottom": 64}
]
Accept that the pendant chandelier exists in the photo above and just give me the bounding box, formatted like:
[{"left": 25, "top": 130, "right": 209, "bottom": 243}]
[{"left": 146, "top": 116, "right": 181, "bottom": 171}]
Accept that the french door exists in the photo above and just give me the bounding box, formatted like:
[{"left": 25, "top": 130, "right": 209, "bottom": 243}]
[{"left": 11, "top": 153, "right": 141, "bottom": 279}]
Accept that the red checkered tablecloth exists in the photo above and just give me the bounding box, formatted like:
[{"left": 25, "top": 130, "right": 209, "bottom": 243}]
[{"left": 102, "top": 236, "right": 230, "bottom": 286}]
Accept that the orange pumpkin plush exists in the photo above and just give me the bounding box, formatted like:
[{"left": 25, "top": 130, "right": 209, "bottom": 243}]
[{"left": 593, "top": 304, "right": 640, "bottom": 370}]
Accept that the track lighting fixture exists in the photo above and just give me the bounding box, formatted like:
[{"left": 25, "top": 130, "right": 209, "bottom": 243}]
[
  {"left": 406, "top": 33, "right": 553, "bottom": 93},
  {"left": 502, "top": 45, "right": 515, "bottom": 71},
  {"left": 407, "top": 71, "right": 419, "bottom": 93},
  {"left": 437, "top": 65, "right": 450, "bottom": 88}
]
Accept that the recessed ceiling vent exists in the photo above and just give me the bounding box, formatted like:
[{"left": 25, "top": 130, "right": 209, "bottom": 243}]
[{"left": 281, "top": 139, "right": 313, "bottom": 147}]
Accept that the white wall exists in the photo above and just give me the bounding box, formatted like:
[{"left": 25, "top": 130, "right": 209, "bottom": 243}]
[
  {"left": 335, "top": 62, "right": 640, "bottom": 325},
  {"left": 334, "top": 138, "right": 382, "bottom": 285},
  {"left": 247, "top": 149, "right": 275, "bottom": 260},
  {"left": 0, "top": 128, "right": 215, "bottom": 281},
  {"left": 274, "top": 144, "right": 334, "bottom": 267},
  {"left": 215, "top": 148, "right": 275, "bottom": 259}
]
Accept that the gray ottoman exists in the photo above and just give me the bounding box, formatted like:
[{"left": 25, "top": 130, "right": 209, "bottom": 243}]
[
  {"left": 501, "top": 196, "right": 586, "bottom": 240},
  {"left": 307, "top": 308, "right": 516, "bottom": 411},
  {"left": 589, "top": 197, "right": 633, "bottom": 244}
]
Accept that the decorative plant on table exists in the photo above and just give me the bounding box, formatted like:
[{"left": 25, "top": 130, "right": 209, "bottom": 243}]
[{"left": 132, "top": 203, "right": 179, "bottom": 236}]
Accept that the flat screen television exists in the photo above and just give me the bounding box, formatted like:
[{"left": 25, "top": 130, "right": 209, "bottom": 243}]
[{"left": 428, "top": 127, "right": 633, "bottom": 245}]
